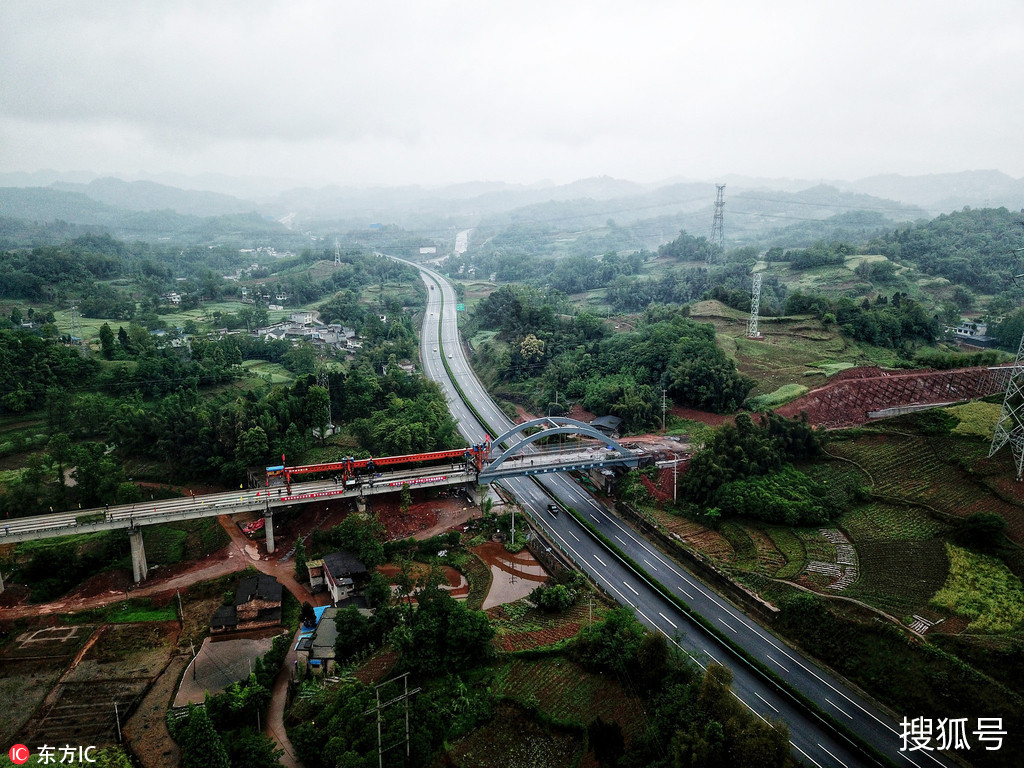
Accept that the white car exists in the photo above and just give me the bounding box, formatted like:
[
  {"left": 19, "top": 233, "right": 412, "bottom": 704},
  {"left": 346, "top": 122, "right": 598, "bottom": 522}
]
[{"left": 433, "top": 347, "right": 438, "bottom": 352}]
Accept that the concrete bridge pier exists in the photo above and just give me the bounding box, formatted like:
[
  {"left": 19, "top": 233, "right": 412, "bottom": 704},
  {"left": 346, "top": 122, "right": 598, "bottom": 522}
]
[
  {"left": 263, "top": 510, "right": 275, "bottom": 554},
  {"left": 0, "top": 567, "right": 5, "bottom": 593},
  {"left": 129, "top": 526, "right": 148, "bottom": 582},
  {"left": 355, "top": 495, "right": 367, "bottom": 513},
  {"left": 465, "top": 482, "right": 485, "bottom": 507}
]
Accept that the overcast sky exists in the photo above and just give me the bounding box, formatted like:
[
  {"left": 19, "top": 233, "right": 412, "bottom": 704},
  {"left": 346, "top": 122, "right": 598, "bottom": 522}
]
[{"left": 2, "top": 0, "right": 1023, "bottom": 190}]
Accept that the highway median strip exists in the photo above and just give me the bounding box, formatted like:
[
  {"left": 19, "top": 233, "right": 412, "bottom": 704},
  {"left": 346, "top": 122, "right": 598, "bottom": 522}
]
[{"left": 415, "top": 261, "right": 895, "bottom": 768}]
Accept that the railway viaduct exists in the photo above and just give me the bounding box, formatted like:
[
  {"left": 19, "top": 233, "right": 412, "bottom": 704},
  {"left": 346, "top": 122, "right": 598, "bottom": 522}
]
[{"left": 0, "top": 418, "right": 638, "bottom": 590}]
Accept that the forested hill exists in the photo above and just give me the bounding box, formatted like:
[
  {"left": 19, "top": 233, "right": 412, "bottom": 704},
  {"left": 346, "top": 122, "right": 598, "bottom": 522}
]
[
  {"left": 867, "top": 207, "right": 1024, "bottom": 294},
  {"left": 0, "top": 186, "right": 296, "bottom": 246}
]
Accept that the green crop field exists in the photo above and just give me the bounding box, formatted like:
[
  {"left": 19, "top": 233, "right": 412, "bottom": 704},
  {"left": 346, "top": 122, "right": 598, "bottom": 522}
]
[
  {"left": 763, "top": 526, "right": 807, "bottom": 578},
  {"left": 746, "top": 383, "right": 808, "bottom": 412},
  {"left": 689, "top": 303, "right": 901, "bottom": 395},
  {"left": 718, "top": 520, "right": 758, "bottom": 570},
  {"left": 492, "top": 599, "right": 608, "bottom": 653},
  {"left": 931, "top": 544, "right": 1024, "bottom": 633},
  {"left": 493, "top": 656, "right": 646, "bottom": 738},
  {"left": 947, "top": 401, "right": 1002, "bottom": 440},
  {"left": 794, "top": 528, "right": 837, "bottom": 564},
  {"left": 239, "top": 359, "right": 295, "bottom": 384},
  {"left": 846, "top": 539, "right": 949, "bottom": 618},
  {"left": 742, "top": 525, "right": 788, "bottom": 575},
  {"left": 838, "top": 502, "right": 950, "bottom": 541},
  {"left": 828, "top": 430, "right": 1024, "bottom": 544},
  {"left": 445, "top": 701, "right": 579, "bottom": 768}
]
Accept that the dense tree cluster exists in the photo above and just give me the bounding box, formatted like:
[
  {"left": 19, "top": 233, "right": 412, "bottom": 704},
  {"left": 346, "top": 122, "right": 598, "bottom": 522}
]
[
  {"left": 0, "top": 230, "right": 416, "bottom": 333},
  {"left": 680, "top": 413, "right": 837, "bottom": 525},
  {"left": 784, "top": 290, "right": 937, "bottom": 351},
  {"left": 867, "top": 207, "right": 1024, "bottom": 295},
  {"left": 0, "top": 329, "right": 100, "bottom": 412},
  {"left": 472, "top": 291, "right": 754, "bottom": 425},
  {"left": 764, "top": 239, "right": 856, "bottom": 269},
  {"left": 289, "top": 577, "right": 495, "bottom": 768},
  {"left": 1, "top": 348, "right": 459, "bottom": 517},
  {"left": 445, "top": 216, "right": 646, "bottom": 286},
  {"left": 605, "top": 259, "right": 786, "bottom": 315},
  {"left": 569, "top": 608, "right": 795, "bottom": 768}
]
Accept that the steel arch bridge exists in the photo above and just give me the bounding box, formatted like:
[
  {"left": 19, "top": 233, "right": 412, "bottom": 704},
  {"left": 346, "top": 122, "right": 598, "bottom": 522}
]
[{"left": 477, "top": 417, "right": 641, "bottom": 482}]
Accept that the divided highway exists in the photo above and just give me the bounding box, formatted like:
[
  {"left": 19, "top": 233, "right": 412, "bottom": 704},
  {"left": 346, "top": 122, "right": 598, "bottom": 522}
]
[{"left": 403, "top": 258, "right": 963, "bottom": 768}]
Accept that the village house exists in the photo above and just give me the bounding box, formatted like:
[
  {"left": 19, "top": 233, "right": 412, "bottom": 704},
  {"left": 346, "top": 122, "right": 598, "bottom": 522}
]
[
  {"left": 210, "top": 573, "right": 283, "bottom": 634},
  {"left": 314, "top": 551, "right": 367, "bottom": 605}
]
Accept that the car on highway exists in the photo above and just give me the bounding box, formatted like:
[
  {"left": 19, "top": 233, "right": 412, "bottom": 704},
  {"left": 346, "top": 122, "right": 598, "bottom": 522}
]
[{"left": 547, "top": 503, "right": 559, "bottom": 516}]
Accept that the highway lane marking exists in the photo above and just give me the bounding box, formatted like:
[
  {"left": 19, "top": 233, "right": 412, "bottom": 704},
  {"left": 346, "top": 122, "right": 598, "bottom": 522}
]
[
  {"left": 825, "top": 698, "right": 853, "bottom": 719},
  {"left": 705, "top": 651, "right": 721, "bottom": 666},
  {"left": 676, "top": 585, "right": 694, "bottom": 599},
  {"left": 658, "top": 612, "right": 677, "bottom": 629},
  {"left": 440, "top": 263, "right": 912, "bottom": 768},
  {"left": 818, "top": 744, "right": 848, "bottom": 768},
  {"left": 566, "top": 530, "right": 579, "bottom": 542},
  {"left": 615, "top": 535, "right": 627, "bottom": 545},
  {"left": 899, "top": 753, "right": 935, "bottom": 768},
  {"left": 719, "top": 618, "right": 737, "bottom": 633},
  {"left": 643, "top": 558, "right": 658, "bottom": 571},
  {"left": 593, "top": 554, "right": 608, "bottom": 567},
  {"left": 753, "top": 690, "right": 778, "bottom": 712},
  {"left": 623, "top": 581, "right": 639, "bottom": 596},
  {"left": 660, "top": 572, "right": 910, "bottom": 746},
  {"left": 766, "top": 654, "right": 790, "bottom": 672},
  {"left": 418, "top": 264, "right": 896, "bottom": 768},
  {"left": 791, "top": 742, "right": 825, "bottom": 768}
]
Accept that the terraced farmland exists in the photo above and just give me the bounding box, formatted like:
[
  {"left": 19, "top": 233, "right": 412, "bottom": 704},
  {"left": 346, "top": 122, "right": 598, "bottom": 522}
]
[
  {"left": 828, "top": 432, "right": 1024, "bottom": 544},
  {"left": 445, "top": 702, "right": 579, "bottom": 768},
  {"left": 489, "top": 598, "right": 609, "bottom": 653},
  {"left": 829, "top": 433, "right": 941, "bottom": 500},
  {"left": 493, "top": 657, "right": 647, "bottom": 740},
  {"left": 845, "top": 539, "right": 950, "bottom": 618},
  {"left": 838, "top": 502, "right": 950, "bottom": 542}
]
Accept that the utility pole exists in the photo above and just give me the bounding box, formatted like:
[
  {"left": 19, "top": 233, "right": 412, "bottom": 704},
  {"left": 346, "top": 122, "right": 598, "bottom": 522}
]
[
  {"left": 673, "top": 454, "right": 679, "bottom": 503},
  {"left": 334, "top": 238, "right": 342, "bottom": 266},
  {"left": 661, "top": 389, "right": 667, "bottom": 432},
  {"left": 364, "top": 672, "right": 421, "bottom": 768}
]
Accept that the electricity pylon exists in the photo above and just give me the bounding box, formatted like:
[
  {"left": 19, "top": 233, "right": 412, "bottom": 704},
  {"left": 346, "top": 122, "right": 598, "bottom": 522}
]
[
  {"left": 748, "top": 272, "right": 763, "bottom": 339},
  {"left": 706, "top": 184, "right": 725, "bottom": 264},
  {"left": 989, "top": 265, "right": 1024, "bottom": 479}
]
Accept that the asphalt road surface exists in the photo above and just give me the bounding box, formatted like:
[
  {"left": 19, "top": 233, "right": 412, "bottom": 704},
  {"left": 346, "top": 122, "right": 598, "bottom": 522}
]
[{"left": 398, "top": 257, "right": 964, "bottom": 768}]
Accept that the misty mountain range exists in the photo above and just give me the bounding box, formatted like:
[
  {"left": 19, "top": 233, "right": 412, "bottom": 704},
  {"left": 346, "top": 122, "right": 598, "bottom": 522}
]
[{"left": 1, "top": 170, "right": 1022, "bottom": 247}]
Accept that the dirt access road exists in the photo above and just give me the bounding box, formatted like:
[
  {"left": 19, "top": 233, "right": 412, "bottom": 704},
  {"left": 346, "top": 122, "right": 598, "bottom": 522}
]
[{"left": 0, "top": 491, "right": 486, "bottom": 768}]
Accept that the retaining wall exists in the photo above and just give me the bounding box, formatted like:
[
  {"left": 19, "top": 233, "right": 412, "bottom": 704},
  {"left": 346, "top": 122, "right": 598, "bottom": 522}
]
[{"left": 777, "top": 365, "right": 1011, "bottom": 429}]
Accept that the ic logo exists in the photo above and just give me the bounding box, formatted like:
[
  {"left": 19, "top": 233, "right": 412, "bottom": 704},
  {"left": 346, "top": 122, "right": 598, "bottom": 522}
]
[{"left": 9, "top": 744, "right": 30, "bottom": 764}]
